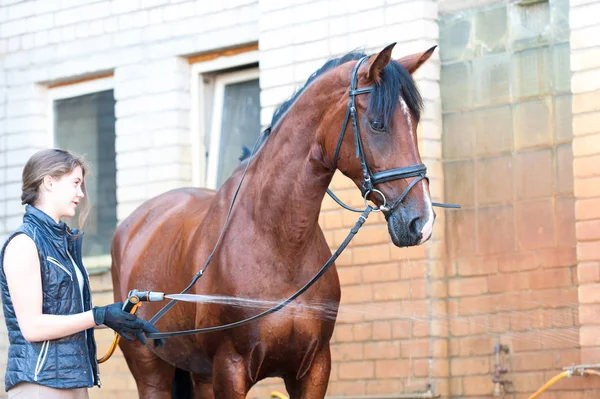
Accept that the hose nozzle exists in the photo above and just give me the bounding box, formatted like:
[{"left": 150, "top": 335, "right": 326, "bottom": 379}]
[{"left": 127, "top": 289, "right": 165, "bottom": 302}]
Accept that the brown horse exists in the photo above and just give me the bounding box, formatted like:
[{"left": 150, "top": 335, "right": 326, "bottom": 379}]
[{"left": 111, "top": 43, "right": 437, "bottom": 398}]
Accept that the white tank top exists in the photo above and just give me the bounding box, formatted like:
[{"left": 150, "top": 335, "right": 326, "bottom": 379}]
[{"left": 66, "top": 251, "right": 85, "bottom": 310}]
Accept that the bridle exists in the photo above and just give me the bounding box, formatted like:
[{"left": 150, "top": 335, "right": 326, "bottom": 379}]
[
  {"left": 144, "top": 56, "right": 459, "bottom": 340},
  {"left": 327, "top": 55, "right": 455, "bottom": 215}
]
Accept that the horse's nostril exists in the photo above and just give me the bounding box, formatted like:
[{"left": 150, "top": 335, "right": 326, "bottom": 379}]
[{"left": 409, "top": 217, "right": 420, "bottom": 235}]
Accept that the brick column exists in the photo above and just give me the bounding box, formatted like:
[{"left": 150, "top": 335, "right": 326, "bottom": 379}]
[{"left": 574, "top": 0, "right": 600, "bottom": 383}]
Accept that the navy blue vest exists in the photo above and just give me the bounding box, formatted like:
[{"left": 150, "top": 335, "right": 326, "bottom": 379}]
[{"left": 0, "top": 205, "right": 100, "bottom": 391}]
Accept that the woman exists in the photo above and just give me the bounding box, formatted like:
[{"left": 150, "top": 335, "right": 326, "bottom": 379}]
[{"left": 0, "top": 149, "right": 158, "bottom": 398}]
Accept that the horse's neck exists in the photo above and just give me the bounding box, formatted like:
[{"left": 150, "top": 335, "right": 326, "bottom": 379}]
[
  {"left": 250, "top": 127, "right": 332, "bottom": 249},
  {"left": 231, "top": 102, "right": 336, "bottom": 255}
]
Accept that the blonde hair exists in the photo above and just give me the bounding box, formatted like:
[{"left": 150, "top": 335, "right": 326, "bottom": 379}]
[{"left": 21, "top": 149, "right": 90, "bottom": 229}]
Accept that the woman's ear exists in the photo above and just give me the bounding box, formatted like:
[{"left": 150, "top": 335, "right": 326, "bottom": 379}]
[{"left": 41, "top": 175, "right": 53, "bottom": 192}]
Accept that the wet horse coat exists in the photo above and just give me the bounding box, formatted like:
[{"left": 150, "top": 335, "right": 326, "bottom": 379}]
[{"left": 111, "top": 44, "right": 437, "bottom": 398}]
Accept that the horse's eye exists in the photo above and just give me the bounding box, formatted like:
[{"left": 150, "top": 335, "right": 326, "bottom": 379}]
[{"left": 370, "top": 119, "right": 385, "bottom": 132}]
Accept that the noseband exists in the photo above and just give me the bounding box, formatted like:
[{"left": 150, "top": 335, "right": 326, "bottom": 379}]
[{"left": 328, "top": 56, "right": 458, "bottom": 213}]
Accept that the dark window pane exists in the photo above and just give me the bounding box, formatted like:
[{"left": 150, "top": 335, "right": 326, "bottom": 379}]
[{"left": 53, "top": 90, "right": 117, "bottom": 257}]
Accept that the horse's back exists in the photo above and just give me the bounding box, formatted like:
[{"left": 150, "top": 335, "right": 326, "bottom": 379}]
[{"left": 111, "top": 187, "right": 215, "bottom": 301}]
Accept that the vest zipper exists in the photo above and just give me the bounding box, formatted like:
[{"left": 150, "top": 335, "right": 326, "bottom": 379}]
[
  {"left": 33, "top": 340, "right": 50, "bottom": 381},
  {"left": 46, "top": 256, "right": 73, "bottom": 281}
]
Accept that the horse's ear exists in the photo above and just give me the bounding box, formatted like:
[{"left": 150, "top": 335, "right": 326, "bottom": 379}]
[
  {"left": 396, "top": 45, "right": 437, "bottom": 74},
  {"left": 367, "top": 42, "right": 396, "bottom": 84}
]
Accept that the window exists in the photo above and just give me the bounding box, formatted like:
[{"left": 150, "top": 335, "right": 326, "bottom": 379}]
[
  {"left": 206, "top": 69, "right": 260, "bottom": 188},
  {"left": 48, "top": 77, "right": 117, "bottom": 260},
  {"left": 190, "top": 50, "right": 261, "bottom": 189}
]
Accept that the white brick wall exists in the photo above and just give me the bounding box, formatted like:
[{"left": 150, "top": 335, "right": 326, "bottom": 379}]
[{"left": 0, "top": 0, "right": 259, "bottom": 238}]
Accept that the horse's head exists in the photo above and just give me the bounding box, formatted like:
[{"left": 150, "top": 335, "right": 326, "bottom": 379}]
[{"left": 322, "top": 43, "right": 436, "bottom": 247}]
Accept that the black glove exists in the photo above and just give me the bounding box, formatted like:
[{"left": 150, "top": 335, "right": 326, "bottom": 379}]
[{"left": 92, "top": 302, "right": 159, "bottom": 345}]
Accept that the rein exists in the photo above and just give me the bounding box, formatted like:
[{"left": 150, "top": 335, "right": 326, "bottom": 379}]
[{"left": 145, "top": 56, "right": 459, "bottom": 340}]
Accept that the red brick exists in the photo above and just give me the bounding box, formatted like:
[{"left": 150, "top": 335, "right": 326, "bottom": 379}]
[
  {"left": 410, "top": 358, "right": 430, "bottom": 378},
  {"left": 400, "top": 260, "right": 427, "bottom": 279},
  {"left": 448, "top": 276, "right": 488, "bottom": 297},
  {"left": 353, "top": 244, "right": 391, "bottom": 265},
  {"left": 458, "top": 336, "right": 494, "bottom": 356},
  {"left": 516, "top": 200, "right": 556, "bottom": 250},
  {"left": 450, "top": 377, "right": 463, "bottom": 396},
  {"left": 432, "top": 339, "right": 448, "bottom": 358},
  {"left": 401, "top": 339, "right": 429, "bottom": 359},
  {"left": 410, "top": 279, "right": 427, "bottom": 299},
  {"left": 363, "top": 341, "right": 401, "bottom": 360},
  {"left": 528, "top": 268, "right": 573, "bottom": 289},
  {"left": 477, "top": 205, "right": 516, "bottom": 254},
  {"left": 573, "top": 134, "right": 600, "bottom": 157},
  {"left": 327, "top": 381, "right": 366, "bottom": 396},
  {"left": 361, "top": 262, "right": 399, "bottom": 283},
  {"left": 340, "top": 285, "right": 372, "bottom": 304},
  {"left": 579, "top": 262, "right": 600, "bottom": 283},
  {"left": 431, "top": 358, "right": 449, "bottom": 377},
  {"left": 390, "top": 320, "right": 411, "bottom": 339},
  {"left": 322, "top": 211, "right": 344, "bottom": 229},
  {"left": 338, "top": 267, "right": 362, "bottom": 285},
  {"left": 353, "top": 323, "right": 372, "bottom": 341},
  {"left": 580, "top": 326, "right": 600, "bottom": 347},
  {"left": 457, "top": 296, "right": 494, "bottom": 316},
  {"left": 468, "top": 315, "right": 492, "bottom": 335},
  {"left": 512, "top": 352, "right": 556, "bottom": 371},
  {"left": 456, "top": 256, "right": 498, "bottom": 276},
  {"left": 390, "top": 243, "right": 427, "bottom": 260},
  {"left": 462, "top": 376, "right": 493, "bottom": 396},
  {"left": 507, "top": 332, "right": 542, "bottom": 353},
  {"left": 539, "top": 247, "right": 577, "bottom": 269},
  {"left": 575, "top": 176, "right": 600, "bottom": 198},
  {"left": 578, "top": 241, "right": 600, "bottom": 261},
  {"left": 579, "top": 283, "right": 600, "bottom": 303},
  {"left": 488, "top": 272, "right": 530, "bottom": 293},
  {"left": 372, "top": 321, "right": 392, "bottom": 340},
  {"left": 363, "top": 301, "right": 402, "bottom": 321},
  {"left": 450, "top": 318, "right": 470, "bottom": 336},
  {"left": 511, "top": 372, "right": 548, "bottom": 393},
  {"left": 580, "top": 304, "right": 600, "bottom": 325},
  {"left": 338, "top": 361, "right": 374, "bottom": 379},
  {"left": 540, "top": 328, "right": 580, "bottom": 349},
  {"left": 574, "top": 154, "right": 600, "bottom": 178},
  {"left": 331, "top": 343, "right": 364, "bottom": 362},
  {"left": 365, "top": 380, "right": 404, "bottom": 396},
  {"left": 497, "top": 252, "right": 539, "bottom": 272},
  {"left": 374, "top": 360, "right": 410, "bottom": 379},
  {"left": 577, "top": 220, "right": 600, "bottom": 241},
  {"left": 411, "top": 320, "right": 429, "bottom": 338},
  {"left": 335, "top": 324, "right": 354, "bottom": 342},
  {"left": 430, "top": 280, "right": 448, "bottom": 298},
  {"left": 450, "top": 356, "right": 490, "bottom": 376},
  {"left": 576, "top": 198, "right": 600, "bottom": 221},
  {"left": 372, "top": 281, "right": 410, "bottom": 301},
  {"left": 531, "top": 288, "right": 578, "bottom": 308}
]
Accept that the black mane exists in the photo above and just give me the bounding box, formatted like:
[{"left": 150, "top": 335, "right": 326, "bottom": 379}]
[{"left": 240, "top": 51, "right": 423, "bottom": 161}]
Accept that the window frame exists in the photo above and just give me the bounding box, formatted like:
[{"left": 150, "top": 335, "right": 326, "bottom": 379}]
[
  {"left": 46, "top": 76, "right": 116, "bottom": 272},
  {"left": 205, "top": 68, "right": 260, "bottom": 189},
  {"left": 190, "top": 50, "right": 259, "bottom": 188}
]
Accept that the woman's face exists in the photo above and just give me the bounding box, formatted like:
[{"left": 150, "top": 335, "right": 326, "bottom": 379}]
[{"left": 49, "top": 166, "right": 85, "bottom": 219}]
